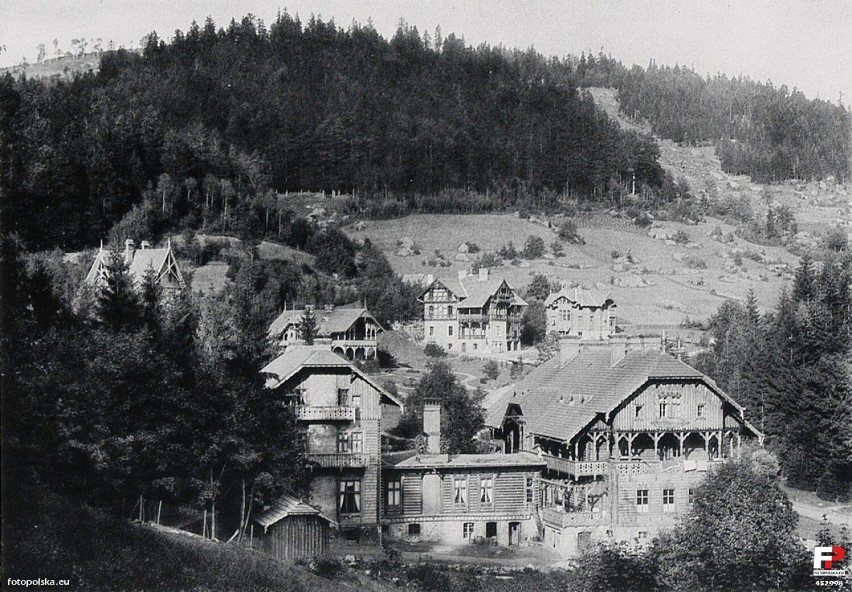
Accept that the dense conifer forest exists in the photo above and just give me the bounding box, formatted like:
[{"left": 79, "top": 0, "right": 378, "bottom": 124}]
[{"left": 1, "top": 14, "right": 665, "bottom": 251}]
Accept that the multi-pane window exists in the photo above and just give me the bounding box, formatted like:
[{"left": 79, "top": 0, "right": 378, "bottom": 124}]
[
  {"left": 338, "top": 388, "right": 350, "bottom": 406},
  {"left": 688, "top": 488, "right": 696, "bottom": 505},
  {"left": 636, "top": 489, "right": 649, "bottom": 513},
  {"left": 351, "top": 432, "right": 363, "bottom": 453},
  {"left": 448, "top": 305, "right": 453, "bottom": 316},
  {"left": 454, "top": 477, "right": 468, "bottom": 506},
  {"left": 463, "top": 522, "right": 474, "bottom": 539},
  {"left": 659, "top": 400, "right": 668, "bottom": 418},
  {"left": 339, "top": 480, "right": 361, "bottom": 514},
  {"left": 386, "top": 480, "right": 401, "bottom": 508},
  {"left": 525, "top": 477, "right": 534, "bottom": 504},
  {"left": 428, "top": 305, "right": 434, "bottom": 318},
  {"left": 697, "top": 404, "right": 705, "bottom": 417},
  {"left": 293, "top": 386, "right": 306, "bottom": 405},
  {"left": 338, "top": 431, "right": 350, "bottom": 453},
  {"left": 448, "top": 326, "right": 454, "bottom": 336},
  {"left": 663, "top": 488, "right": 675, "bottom": 512},
  {"left": 479, "top": 476, "right": 494, "bottom": 505}
]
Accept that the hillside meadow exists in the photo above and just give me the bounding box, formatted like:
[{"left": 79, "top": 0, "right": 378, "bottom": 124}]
[{"left": 345, "top": 212, "right": 799, "bottom": 330}]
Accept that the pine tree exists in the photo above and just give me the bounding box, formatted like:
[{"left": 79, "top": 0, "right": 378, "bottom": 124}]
[
  {"left": 299, "top": 309, "right": 317, "bottom": 345},
  {"left": 97, "top": 251, "right": 141, "bottom": 330}
]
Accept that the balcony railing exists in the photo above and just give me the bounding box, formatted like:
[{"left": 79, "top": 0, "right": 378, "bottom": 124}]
[
  {"left": 541, "top": 506, "right": 609, "bottom": 528},
  {"left": 543, "top": 455, "right": 609, "bottom": 477},
  {"left": 307, "top": 453, "right": 369, "bottom": 468},
  {"left": 329, "top": 339, "right": 378, "bottom": 349},
  {"left": 295, "top": 406, "right": 356, "bottom": 422}
]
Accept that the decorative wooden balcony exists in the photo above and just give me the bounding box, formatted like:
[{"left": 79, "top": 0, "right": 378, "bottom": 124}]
[
  {"left": 541, "top": 506, "right": 610, "bottom": 528},
  {"left": 295, "top": 406, "right": 356, "bottom": 422},
  {"left": 458, "top": 313, "right": 488, "bottom": 323},
  {"left": 543, "top": 455, "right": 609, "bottom": 477},
  {"left": 307, "top": 453, "right": 369, "bottom": 468}
]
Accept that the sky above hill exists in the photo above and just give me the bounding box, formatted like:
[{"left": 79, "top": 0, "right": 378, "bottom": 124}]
[{"left": 2, "top": 0, "right": 851, "bottom": 105}]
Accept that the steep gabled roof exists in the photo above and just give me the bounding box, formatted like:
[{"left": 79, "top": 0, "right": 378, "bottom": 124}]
[
  {"left": 260, "top": 345, "right": 403, "bottom": 408},
  {"left": 268, "top": 307, "right": 382, "bottom": 339},
  {"left": 253, "top": 494, "right": 333, "bottom": 529},
  {"left": 419, "top": 275, "right": 526, "bottom": 308},
  {"left": 485, "top": 348, "right": 721, "bottom": 441},
  {"left": 84, "top": 244, "right": 184, "bottom": 288}
]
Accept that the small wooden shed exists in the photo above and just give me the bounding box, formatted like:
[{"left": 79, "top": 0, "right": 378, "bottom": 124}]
[{"left": 253, "top": 494, "right": 331, "bottom": 561}]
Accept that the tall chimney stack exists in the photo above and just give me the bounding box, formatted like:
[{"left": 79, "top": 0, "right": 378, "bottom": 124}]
[
  {"left": 124, "top": 239, "right": 135, "bottom": 264},
  {"left": 423, "top": 399, "right": 442, "bottom": 454}
]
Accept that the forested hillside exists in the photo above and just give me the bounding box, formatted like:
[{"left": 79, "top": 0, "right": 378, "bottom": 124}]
[
  {"left": 576, "top": 53, "right": 851, "bottom": 183},
  {"left": 695, "top": 256, "right": 852, "bottom": 498},
  {"left": 1, "top": 14, "right": 664, "bottom": 252}
]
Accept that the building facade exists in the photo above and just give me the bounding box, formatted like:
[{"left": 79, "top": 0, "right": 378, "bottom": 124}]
[
  {"left": 485, "top": 334, "right": 763, "bottom": 557},
  {"left": 543, "top": 288, "right": 616, "bottom": 339},
  {"left": 268, "top": 305, "right": 383, "bottom": 360},
  {"left": 382, "top": 452, "right": 545, "bottom": 547},
  {"left": 262, "top": 346, "right": 403, "bottom": 543},
  {"left": 419, "top": 269, "right": 527, "bottom": 353}
]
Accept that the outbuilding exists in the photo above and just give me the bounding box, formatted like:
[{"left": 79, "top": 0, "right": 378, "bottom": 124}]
[{"left": 253, "top": 494, "right": 332, "bottom": 561}]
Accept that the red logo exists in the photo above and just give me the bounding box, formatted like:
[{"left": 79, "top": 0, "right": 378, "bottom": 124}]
[{"left": 814, "top": 546, "right": 847, "bottom": 570}]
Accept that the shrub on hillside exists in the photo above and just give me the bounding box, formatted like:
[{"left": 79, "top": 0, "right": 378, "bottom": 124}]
[
  {"left": 558, "top": 219, "right": 585, "bottom": 244},
  {"left": 672, "top": 230, "right": 690, "bottom": 244},
  {"left": 498, "top": 242, "right": 519, "bottom": 259},
  {"left": 523, "top": 235, "right": 546, "bottom": 258}
]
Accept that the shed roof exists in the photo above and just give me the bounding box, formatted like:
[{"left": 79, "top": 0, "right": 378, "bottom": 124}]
[{"left": 253, "top": 494, "right": 332, "bottom": 529}]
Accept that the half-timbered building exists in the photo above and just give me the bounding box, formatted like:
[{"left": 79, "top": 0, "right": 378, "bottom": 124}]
[
  {"left": 261, "top": 346, "right": 403, "bottom": 543},
  {"left": 418, "top": 269, "right": 527, "bottom": 353},
  {"left": 485, "top": 334, "right": 763, "bottom": 557}
]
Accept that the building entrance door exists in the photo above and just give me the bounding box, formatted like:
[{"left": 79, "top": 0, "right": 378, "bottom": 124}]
[{"left": 508, "top": 522, "right": 520, "bottom": 545}]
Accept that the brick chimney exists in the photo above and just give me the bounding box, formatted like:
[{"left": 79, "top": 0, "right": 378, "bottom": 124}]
[
  {"left": 478, "top": 267, "right": 489, "bottom": 281},
  {"left": 423, "top": 399, "right": 441, "bottom": 454},
  {"left": 140, "top": 240, "right": 151, "bottom": 250},
  {"left": 124, "top": 239, "right": 135, "bottom": 264}
]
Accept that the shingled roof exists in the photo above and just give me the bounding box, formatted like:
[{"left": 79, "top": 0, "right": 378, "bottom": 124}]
[
  {"left": 253, "top": 494, "right": 333, "bottom": 529},
  {"left": 485, "top": 347, "right": 729, "bottom": 441},
  {"left": 268, "top": 307, "right": 381, "bottom": 339}
]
